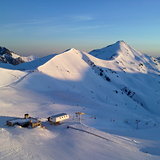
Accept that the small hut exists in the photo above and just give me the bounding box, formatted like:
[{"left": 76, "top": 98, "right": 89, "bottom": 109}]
[
  {"left": 48, "top": 113, "right": 69, "bottom": 125},
  {"left": 6, "top": 114, "right": 41, "bottom": 128}
]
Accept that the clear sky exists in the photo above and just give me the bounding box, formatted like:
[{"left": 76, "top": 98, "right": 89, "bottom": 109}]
[{"left": 0, "top": 0, "right": 160, "bottom": 57}]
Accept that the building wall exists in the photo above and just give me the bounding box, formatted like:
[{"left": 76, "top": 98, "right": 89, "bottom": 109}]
[{"left": 52, "top": 115, "right": 69, "bottom": 122}]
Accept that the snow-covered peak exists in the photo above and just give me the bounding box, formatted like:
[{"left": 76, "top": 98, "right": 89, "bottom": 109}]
[
  {"left": 0, "top": 46, "right": 24, "bottom": 65},
  {"left": 115, "top": 40, "right": 127, "bottom": 46},
  {"left": 38, "top": 48, "right": 87, "bottom": 80},
  {"left": 89, "top": 41, "right": 160, "bottom": 74},
  {"left": 0, "top": 46, "right": 35, "bottom": 65},
  {"left": 62, "top": 48, "right": 81, "bottom": 55},
  {"left": 89, "top": 40, "right": 139, "bottom": 60},
  {"left": 0, "top": 46, "right": 12, "bottom": 56},
  {"left": 115, "top": 40, "right": 134, "bottom": 52}
]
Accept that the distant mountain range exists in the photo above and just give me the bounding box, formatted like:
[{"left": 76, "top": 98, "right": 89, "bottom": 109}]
[
  {"left": 0, "top": 46, "right": 35, "bottom": 65},
  {"left": 1, "top": 41, "right": 159, "bottom": 66}
]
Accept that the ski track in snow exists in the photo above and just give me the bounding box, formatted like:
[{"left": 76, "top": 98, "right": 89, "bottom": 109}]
[{"left": 0, "top": 71, "right": 33, "bottom": 88}]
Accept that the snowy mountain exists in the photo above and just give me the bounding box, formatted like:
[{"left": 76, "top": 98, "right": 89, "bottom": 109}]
[
  {"left": 89, "top": 40, "right": 125, "bottom": 60},
  {"left": 89, "top": 41, "right": 160, "bottom": 73},
  {"left": 0, "top": 41, "right": 160, "bottom": 160},
  {"left": 88, "top": 41, "right": 160, "bottom": 113},
  {"left": 0, "top": 46, "right": 35, "bottom": 65}
]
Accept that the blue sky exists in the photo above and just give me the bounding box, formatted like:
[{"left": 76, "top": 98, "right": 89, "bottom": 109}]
[{"left": 0, "top": 0, "right": 160, "bottom": 56}]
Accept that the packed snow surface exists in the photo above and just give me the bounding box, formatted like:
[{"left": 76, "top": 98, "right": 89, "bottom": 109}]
[{"left": 0, "top": 41, "right": 160, "bottom": 160}]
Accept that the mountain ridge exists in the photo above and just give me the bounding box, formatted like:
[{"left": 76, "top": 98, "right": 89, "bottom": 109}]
[
  {"left": 89, "top": 40, "right": 143, "bottom": 60},
  {"left": 0, "top": 41, "right": 160, "bottom": 160},
  {"left": 0, "top": 46, "right": 35, "bottom": 65}
]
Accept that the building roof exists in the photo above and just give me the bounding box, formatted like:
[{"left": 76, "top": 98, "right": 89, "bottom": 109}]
[
  {"left": 8, "top": 117, "right": 39, "bottom": 124},
  {"left": 50, "top": 113, "right": 68, "bottom": 118}
]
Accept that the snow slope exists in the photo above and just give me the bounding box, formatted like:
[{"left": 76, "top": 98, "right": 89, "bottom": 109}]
[
  {"left": 0, "top": 41, "right": 160, "bottom": 160},
  {"left": 88, "top": 41, "right": 160, "bottom": 115},
  {"left": 1, "top": 120, "right": 158, "bottom": 160},
  {"left": 0, "top": 54, "right": 56, "bottom": 71},
  {"left": 0, "top": 68, "right": 27, "bottom": 87}
]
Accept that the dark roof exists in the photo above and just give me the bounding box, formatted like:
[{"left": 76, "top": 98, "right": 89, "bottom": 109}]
[{"left": 7, "top": 117, "right": 39, "bottom": 124}]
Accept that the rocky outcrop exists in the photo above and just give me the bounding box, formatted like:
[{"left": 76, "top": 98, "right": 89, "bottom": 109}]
[{"left": 0, "top": 47, "right": 25, "bottom": 65}]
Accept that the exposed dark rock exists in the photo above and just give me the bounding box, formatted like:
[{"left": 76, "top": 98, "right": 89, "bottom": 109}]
[{"left": 0, "top": 46, "right": 25, "bottom": 65}]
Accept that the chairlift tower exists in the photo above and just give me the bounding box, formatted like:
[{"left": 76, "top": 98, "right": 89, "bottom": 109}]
[{"left": 75, "top": 112, "right": 85, "bottom": 123}]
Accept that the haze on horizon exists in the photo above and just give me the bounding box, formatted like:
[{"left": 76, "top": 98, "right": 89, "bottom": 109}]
[{"left": 0, "top": 0, "right": 160, "bottom": 57}]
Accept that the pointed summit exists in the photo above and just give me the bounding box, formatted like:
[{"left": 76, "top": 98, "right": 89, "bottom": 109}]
[
  {"left": 89, "top": 40, "right": 140, "bottom": 60},
  {"left": 115, "top": 40, "right": 127, "bottom": 46},
  {"left": 115, "top": 40, "right": 125, "bottom": 44},
  {"left": 67, "top": 48, "right": 80, "bottom": 53},
  {"left": 116, "top": 40, "right": 126, "bottom": 43},
  {"left": 89, "top": 40, "right": 124, "bottom": 60},
  {"left": 62, "top": 48, "right": 81, "bottom": 55},
  {"left": 63, "top": 48, "right": 78, "bottom": 52}
]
